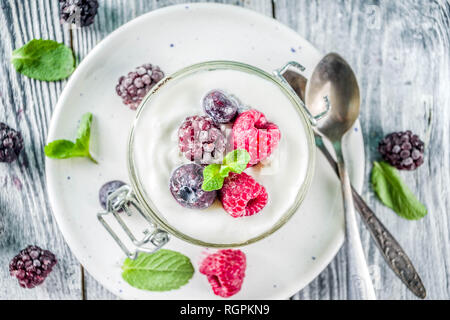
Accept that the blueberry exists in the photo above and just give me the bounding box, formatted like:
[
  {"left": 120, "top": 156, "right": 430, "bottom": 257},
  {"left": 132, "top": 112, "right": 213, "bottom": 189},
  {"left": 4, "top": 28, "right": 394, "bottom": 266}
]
[
  {"left": 99, "top": 180, "right": 126, "bottom": 210},
  {"left": 202, "top": 90, "right": 238, "bottom": 124},
  {"left": 169, "top": 164, "right": 217, "bottom": 209}
]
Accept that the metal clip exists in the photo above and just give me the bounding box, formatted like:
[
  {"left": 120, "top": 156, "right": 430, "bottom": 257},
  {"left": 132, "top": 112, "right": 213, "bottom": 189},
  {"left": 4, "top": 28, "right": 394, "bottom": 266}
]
[
  {"left": 274, "top": 61, "right": 330, "bottom": 126},
  {"left": 97, "top": 185, "right": 169, "bottom": 259}
]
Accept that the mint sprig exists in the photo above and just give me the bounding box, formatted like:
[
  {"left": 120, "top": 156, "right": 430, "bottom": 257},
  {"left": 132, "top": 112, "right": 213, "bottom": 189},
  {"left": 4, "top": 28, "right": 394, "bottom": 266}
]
[
  {"left": 371, "top": 161, "right": 427, "bottom": 220},
  {"left": 45, "top": 112, "right": 98, "bottom": 164},
  {"left": 122, "top": 249, "right": 194, "bottom": 292},
  {"left": 202, "top": 149, "right": 250, "bottom": 192},
  {"left": 11, "top": 39, "right": 75, "bottom": 81}
]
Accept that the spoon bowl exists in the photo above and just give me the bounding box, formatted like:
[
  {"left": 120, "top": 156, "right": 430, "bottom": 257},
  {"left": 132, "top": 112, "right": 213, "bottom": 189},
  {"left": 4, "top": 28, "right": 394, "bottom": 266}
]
[
  {"left": 306, "top": 53, "right": 360, "bottom": 141},
  {"left": 306, "top": 52, "right": 376, "bottom": 300}
]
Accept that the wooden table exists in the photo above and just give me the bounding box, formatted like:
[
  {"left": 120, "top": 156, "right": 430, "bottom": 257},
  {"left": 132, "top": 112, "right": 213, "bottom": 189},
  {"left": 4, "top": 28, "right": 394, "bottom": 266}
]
[{"left": 0, "top": 0, "right": 448, "bottom": 300}]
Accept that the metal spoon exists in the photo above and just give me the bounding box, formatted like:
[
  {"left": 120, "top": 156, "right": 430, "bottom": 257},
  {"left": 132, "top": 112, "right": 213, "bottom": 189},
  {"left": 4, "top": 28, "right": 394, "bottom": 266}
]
[
  {"left": 306, "top": 53, "right": 376, "bottom": 299},
  {"left": 281, "top": 61, "right": 426, "bottom": 299}
]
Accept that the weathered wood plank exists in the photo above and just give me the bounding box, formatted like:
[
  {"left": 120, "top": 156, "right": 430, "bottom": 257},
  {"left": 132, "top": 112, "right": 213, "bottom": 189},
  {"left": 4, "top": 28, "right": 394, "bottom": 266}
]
[
  {"left": 0, "top": 0, "right": 82, "bottom": 299},
  {"left": 275, "top": 0, "right": 450, "bottom": 300}
]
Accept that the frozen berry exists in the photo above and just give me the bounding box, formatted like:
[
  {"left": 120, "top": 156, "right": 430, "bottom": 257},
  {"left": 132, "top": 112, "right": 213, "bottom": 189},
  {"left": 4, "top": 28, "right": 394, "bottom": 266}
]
[
  {"left": 116, "top": 64, "right": 164, "bottom": 110},
  {"left": 220, "top": 172, "right": 268, "bottom": 218},
  {"left": 378, "top": 131, "right": 425, "bottom": 170},
  {"left": 0, "top": 122, "right": 24, "bottom": 163},
  {"left": 59, "top": 0, "right": 99, "bottom": 27},
  {"left": 169, "top": 164, "right": 217, "bottom": 209},
  {"left": 202, "top": 90, "right": 238, "bottom": 124},
  {"left": 232, "top": 109, "right": 281, "bottom": 165},
  {"left": 99, "top": 180, "right": 126, "bottom": 210},
  {"left": 9, "top": 245, "right": 57, "bottom": 289},
  {"left": 200, "top": 249, "right": 246, "bottom": 298},
  {"left": 178, "top": 116, "right": 226, "bottom": 164}
]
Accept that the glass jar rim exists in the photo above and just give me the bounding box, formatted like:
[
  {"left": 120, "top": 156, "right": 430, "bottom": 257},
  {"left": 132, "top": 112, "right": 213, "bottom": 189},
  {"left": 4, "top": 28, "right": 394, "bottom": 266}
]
[{"left": 127, "top": 60, "right": 316, "bottom": 248}]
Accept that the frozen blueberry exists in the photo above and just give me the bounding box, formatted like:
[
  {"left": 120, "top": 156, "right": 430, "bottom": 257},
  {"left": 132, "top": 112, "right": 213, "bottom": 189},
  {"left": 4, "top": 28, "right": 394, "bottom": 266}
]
[
  {"left": 202, "top": 90, "right": 238, "bottom": 124},
  {"left": 99, "top": 180, "right": 126, "bottom": 210},
  {"left": 169, "top": 164, "right": 217, "bottom": 209}
]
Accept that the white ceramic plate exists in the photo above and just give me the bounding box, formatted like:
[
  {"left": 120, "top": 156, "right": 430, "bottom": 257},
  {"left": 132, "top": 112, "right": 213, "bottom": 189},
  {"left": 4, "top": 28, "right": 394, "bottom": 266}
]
[{"left": 46, "top": 3, "right": 365, "bottom": 299}]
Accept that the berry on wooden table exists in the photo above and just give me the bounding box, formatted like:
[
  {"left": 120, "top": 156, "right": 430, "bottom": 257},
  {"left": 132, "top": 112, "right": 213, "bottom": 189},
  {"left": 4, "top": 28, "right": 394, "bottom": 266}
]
[
  {"left": 59, "top": 0, "right": 99, "bottom": 27},
  {"left": 9, "top": 245, "right": 57, "bottom": 289},
  {"left": 0, "top": 122, "right": 24, "bottom": 163},
  {"left": 378, "top": 131, "right": 425, "bottom": 170}
]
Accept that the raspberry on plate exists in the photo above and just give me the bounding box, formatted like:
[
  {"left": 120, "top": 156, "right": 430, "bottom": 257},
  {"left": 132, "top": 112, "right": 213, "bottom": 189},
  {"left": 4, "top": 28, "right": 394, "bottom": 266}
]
[
  {"left": 378, "top": 131, "right": 425, "bottom": 171},
  {"left": 170, "top": 164, "right": 217, "bottom": 209},
  {"left": 178, "top": 115, "right": 226, "bottom": 164},
  {"left": 115, "top": 64, "right": 164, "bottom": 110},
  {"left": 220, "top": 172, "right": 268, "bottom": 218},
  {"left": 9, "top": 245, "right": 57, "bottom": 289},
  {"left": 232, "top": 109, "right": 281, "bottom": 165},
  {"left": 200, "top": 249, "right": 246, "bottom": 298}
]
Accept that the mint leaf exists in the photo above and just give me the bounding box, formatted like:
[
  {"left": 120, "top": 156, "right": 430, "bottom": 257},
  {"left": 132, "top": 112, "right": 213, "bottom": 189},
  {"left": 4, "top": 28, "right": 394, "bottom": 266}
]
[
  {"left": 202, "top": 164, "right": 224, "bottom": 191},
  {"left": 201, "top": 149, "right": 251, "bottom": 191},
  {"left": 223, "top": 149, "right": 251, "bottom": 173},
  {"left": 371, "top": 161, "right": 427, "bottom": 220},
  {"left": 122, "top": 249, "right": 194, "bottom": 291},
  {"left": 45, "top": 112, "right": 98, "bottom": 163},
  {"left": 44, "top": 140, "right": 88, "bottom": 159},
  {"left": 11, "top": 39, "right": 75, "bottom": 81}
]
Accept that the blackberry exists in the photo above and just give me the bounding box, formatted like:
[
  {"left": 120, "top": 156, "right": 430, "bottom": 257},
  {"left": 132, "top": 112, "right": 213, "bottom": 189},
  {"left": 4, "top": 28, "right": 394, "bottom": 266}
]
[
  {"left": 178, "top": 116, "right": 226, "bottom": 164},
  {"left": 59, "top": 0, "right": 99, "bottom": 27},
  {"left": 0, "top": 123, "right": 24, "bottom": 163},
  {"left": 169, "top": 164, "right": 217, "bottom": 209},
  {"left": 115, "top": 64, "right": 164, "bottom": 110},
  {"left": 202, "top": 90, "right": 238, "bottom": 124},
  {"left": 378, "top": 131, "right": 425, "bottom": 170},
  {"left": 9, "top": 245, "right": 57, "bottom": 289},
  {"left": 99, "top": 180, "right": 126, "bottom": 211}
]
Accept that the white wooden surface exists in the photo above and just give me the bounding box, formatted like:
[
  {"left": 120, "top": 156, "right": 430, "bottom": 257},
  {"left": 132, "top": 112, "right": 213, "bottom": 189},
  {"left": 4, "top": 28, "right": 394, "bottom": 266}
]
[{"left": 0, "top": 0, "right": 449, "bottom": 300}]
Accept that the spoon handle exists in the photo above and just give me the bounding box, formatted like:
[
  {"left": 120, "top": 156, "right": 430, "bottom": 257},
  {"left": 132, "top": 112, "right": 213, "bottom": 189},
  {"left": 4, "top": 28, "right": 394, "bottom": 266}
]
[
  {"left": 334, "top": 144, "right": 377, "bottom": 300},
  {"left": 315, "top": 135, "right": 426, "bottom": 299}
]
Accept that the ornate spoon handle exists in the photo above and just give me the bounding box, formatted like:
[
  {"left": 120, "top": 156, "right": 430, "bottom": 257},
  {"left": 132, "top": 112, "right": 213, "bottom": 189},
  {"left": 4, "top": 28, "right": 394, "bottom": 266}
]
[{"left": 315, "top": 134, "right": 426, "bottom": 299}]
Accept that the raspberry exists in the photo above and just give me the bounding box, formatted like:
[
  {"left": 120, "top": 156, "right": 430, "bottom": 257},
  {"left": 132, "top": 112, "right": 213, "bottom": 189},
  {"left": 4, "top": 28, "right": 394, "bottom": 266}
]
[
  {"left": 169, "top": 164, "right": 217, "bottom": 209},
  {"left": 116, "top": 64, "right": 164, "bottom": 110},
  {"left": 59, "top": 0, "right": 99, "bottom": 27},
  {"left": 99, "top": 180, "right": 126, "bottom": 210},
  {"left": 9, "top": 245, "right": 57, "bottom": 289},
  {"left": 178, "top": 116, "right": 226, "bottom": 164},
  {"left": 220, "top": 172, "right": 268, "bottom": 218},
  {"left": 200, "top": 249, "right": 246, "bottom": 298},
  {"left": 232, "top": 110, "right": 281, "bottom": 165},
  {"left": 0, "top": 123, "right": 24, "bottom": 163},
  {"left": 202, "top": 90, "right": 238, "bottom": 124},
  {"left": 378, "top": 131, "right": 425, "bottom": 170}
]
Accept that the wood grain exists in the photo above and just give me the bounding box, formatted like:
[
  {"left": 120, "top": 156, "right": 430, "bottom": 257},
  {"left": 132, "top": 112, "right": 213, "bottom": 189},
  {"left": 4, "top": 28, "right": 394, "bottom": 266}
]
[
  {"left": 275, "top": 0, "right": 450, "bottom": 300},
  {"left": 0, "top": 0, "right": 82, "bottom": 299},
  {"left": 0, "top": 0, "right": 449, "bottom": 300}
]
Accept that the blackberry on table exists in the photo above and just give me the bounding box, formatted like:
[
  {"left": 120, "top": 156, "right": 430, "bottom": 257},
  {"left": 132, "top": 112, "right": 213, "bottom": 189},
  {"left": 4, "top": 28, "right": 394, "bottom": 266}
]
[
  {"left": 9, "top": 245, "right": 57, "bottom": 289},
  {"left": 178, "top": 116, "right": 226, "bottom": 164},
  {"left": 0, "top": 122, "right": 24, "bottom": 163},
  {"left": 59, "top": 0, "right": 99, "bottom": 27},
  {"left": 169, "top": 164, "right": 217, "bottom": 209},
  {"left": 378, "top": 130, "right": 425, "bottom": 171}
]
